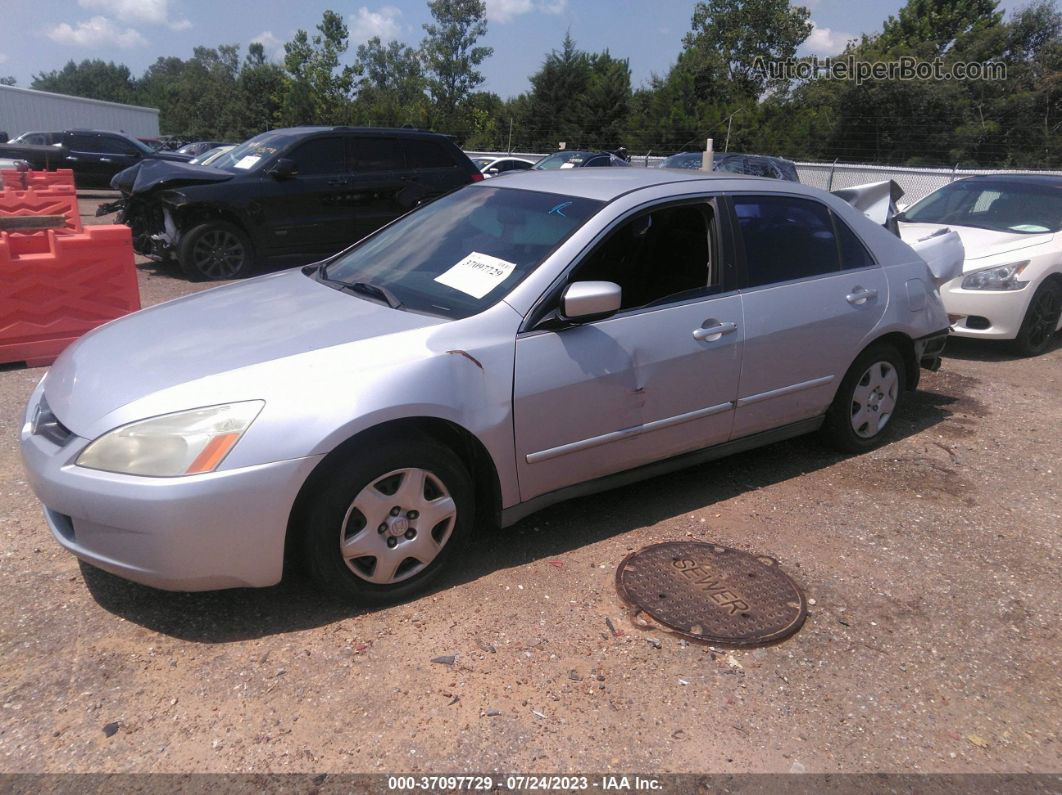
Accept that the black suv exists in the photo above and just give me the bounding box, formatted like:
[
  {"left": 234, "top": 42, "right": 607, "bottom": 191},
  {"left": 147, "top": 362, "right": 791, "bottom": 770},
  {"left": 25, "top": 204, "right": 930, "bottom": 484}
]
[
  {"left": 106, "top": 126, "right": 483, "bottom": 281},
  {"left": 0, "top": 130, "right": 191, "bottom": 186}
]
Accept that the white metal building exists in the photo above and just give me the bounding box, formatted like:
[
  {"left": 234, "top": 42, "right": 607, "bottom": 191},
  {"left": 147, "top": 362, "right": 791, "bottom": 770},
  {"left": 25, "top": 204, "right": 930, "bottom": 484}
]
[{"left": 0, "top": 85, "right": 160, "bottom": 140}]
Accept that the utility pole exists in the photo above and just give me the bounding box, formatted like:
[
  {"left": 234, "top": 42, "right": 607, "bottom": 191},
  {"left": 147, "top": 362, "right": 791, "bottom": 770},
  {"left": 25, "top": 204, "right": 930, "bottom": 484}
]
[
  {"left": 724, "top": 113, "right": 734, "bottom": 152},
  {"left": 507, "top": 117, "right": 513, "bottom": 154}
]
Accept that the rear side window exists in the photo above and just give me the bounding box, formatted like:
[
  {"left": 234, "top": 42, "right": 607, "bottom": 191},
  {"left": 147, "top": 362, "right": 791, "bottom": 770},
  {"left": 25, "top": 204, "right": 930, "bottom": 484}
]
[
  {"left": 745, "top": 158, "right": 781, "bottom": 179},
  {"left": 290, "top": 138, "right": 346, "bottom": 175},
  {"left": 733, "top": 195, "right": 839, "bottom": 287},
  {"left": 834, "top": 214, "right": 876, "bottom": 269},
  {"left": 352, "top": 137, "right": 401, "bottom": 172},
  {"left": 97, "top": 136, "right": 139, "bottom": 155},
  {"left": 65, "top": 134, "right": 99, "bottom": 151},
  {"left": 404, "top": 139, "right": 455, "bottom": 169}
]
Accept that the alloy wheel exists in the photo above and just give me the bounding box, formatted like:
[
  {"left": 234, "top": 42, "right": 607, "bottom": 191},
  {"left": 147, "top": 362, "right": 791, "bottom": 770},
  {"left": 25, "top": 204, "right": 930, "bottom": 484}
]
[
  {"left": 1025, "top": 288, "right": 1061, "bottom": 351},
  {"left": 191, "top": 229, "right": 246, "bottom": 279}
]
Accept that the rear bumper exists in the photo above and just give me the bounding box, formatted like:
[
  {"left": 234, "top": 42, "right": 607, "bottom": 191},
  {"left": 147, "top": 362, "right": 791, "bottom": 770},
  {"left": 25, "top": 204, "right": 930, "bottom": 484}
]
[{"left": 915, "top": 328, "right": 949, "bottom": 372}]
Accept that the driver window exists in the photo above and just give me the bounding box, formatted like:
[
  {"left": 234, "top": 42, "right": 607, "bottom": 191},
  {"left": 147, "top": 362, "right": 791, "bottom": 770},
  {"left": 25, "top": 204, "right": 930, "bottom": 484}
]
[{"left": 568, "top": 202, "right": 718, "bottom": 311}]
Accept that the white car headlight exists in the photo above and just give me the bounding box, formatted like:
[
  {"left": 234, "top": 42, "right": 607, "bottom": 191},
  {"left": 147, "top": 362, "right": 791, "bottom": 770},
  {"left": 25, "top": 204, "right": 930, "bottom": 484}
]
[
  {"left": 76, "top": 401, "right": 264, "bottom": 477},
  {"left": 960, "top": 261, "right": 1030, "bottom": 291}
]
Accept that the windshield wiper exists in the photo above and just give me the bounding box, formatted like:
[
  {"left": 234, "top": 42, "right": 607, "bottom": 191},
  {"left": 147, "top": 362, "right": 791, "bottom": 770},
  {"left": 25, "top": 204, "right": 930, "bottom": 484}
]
[{"left": 346, "top": 281, "right": 402, "bottom": 309}]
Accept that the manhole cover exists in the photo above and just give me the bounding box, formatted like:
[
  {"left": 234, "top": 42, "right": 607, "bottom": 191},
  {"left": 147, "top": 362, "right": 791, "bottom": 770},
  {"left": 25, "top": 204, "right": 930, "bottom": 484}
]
[{"left": 615, "top": 541, "right": 807, "bottom": 646}]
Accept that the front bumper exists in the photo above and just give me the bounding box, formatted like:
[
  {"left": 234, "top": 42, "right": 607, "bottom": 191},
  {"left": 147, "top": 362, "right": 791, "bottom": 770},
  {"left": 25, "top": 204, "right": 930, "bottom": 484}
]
[
  {"left": 20, "top": 412, "right": 323, "bottom": 591},
  {"left": 941, "top": 279, "right": 1032, "bottom": 340}
]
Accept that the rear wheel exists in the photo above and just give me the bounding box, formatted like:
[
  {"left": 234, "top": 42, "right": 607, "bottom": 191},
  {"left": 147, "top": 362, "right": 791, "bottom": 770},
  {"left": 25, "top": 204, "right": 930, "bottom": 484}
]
[
  {"left": 1012, "top": 280, "right": 1062, "bottom": 357},
  {"left": 301, "top": 437, "right": 473, "bottom": 605},
  {"left": 177, "top": 221, "right": 254, "bottom": 281},
  {"left": 822, "top": 344, "right": 906, "bottom": 453}
]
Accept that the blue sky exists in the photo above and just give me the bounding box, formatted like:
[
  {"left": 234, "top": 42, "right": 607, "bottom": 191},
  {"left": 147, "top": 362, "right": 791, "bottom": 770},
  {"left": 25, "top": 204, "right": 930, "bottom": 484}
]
[{"left": 0, "top": 0, "right": 1033, "bottom": 99}]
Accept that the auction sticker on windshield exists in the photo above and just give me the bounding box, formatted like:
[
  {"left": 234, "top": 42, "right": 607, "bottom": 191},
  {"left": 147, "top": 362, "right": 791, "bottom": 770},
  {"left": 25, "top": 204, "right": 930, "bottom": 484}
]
[
  {"left": 234, "top": 155, "right": 262, "bottom": 170},
  {"left": 434, "top": 252, "right": 516, "bottom": 299}
]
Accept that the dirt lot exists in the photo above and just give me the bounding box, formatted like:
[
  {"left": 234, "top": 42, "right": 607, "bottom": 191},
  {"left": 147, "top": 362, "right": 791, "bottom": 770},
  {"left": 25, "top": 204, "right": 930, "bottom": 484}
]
[{"left": 0, "top": 197, "right": 1058, "bottom": 775}]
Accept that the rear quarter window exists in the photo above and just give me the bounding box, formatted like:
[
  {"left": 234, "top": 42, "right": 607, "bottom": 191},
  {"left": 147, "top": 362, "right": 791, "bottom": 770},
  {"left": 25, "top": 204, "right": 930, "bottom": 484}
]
[{"left": 404, "top": 139, "right": 457, "bottom": 169}]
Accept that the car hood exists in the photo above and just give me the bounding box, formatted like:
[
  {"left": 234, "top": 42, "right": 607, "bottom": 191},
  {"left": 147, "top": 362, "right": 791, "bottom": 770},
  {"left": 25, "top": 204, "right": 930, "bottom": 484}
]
[
  {"left": 898, "top": 222, "right": 1054, "bottom": 265},
  {"left": 44, "top": 269, "right": 445, "bottom": 435},
  {"left": 111, "top": 157, "right": 234, "bottom": 195}
]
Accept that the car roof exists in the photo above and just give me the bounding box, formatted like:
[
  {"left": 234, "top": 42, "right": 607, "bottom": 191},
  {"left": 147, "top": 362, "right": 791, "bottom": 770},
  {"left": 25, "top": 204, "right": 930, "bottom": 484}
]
[
  {"left": 268, "top": 126, "right": 454, "bottom": 140},
  {"left": 477, "top": 167, "right": 787, "bottom": 201}
]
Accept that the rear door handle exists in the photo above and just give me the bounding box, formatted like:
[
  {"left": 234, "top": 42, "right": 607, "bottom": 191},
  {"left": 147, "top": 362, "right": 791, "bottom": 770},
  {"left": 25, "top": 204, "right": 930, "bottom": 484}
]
[
  {"left": 327, "top": 178, "right": 349, "bottom": 186},
  {"left": 846, "top": 287, "right": 878, "bottom": 305},
  {"left": 99, "top": 158, "right": 113, "bottom": 163},
  {"left": 693, "top": 320, "right": 737, "bottom": 341}
]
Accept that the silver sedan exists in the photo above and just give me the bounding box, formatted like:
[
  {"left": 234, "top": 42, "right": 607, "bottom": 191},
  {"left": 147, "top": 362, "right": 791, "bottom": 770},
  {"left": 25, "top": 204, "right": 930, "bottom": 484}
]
[{"left": 21, "top": 169, "right": 952, "bottom": 603}]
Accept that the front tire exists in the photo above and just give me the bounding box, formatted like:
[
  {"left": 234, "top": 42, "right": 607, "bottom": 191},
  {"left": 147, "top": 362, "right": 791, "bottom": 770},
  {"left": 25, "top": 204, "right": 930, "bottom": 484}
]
[
  {"left": 1013, "top": 280, "right": 1062, "bottom": 357},
  {"left": 177, "top": 221, "right": 255, "bottom": 281},
  {"left": 822, "top": 344, "right": 906, "bottom": 453},
  {"left": 301, "top": 437, "right": 474, "bottom": 605}
]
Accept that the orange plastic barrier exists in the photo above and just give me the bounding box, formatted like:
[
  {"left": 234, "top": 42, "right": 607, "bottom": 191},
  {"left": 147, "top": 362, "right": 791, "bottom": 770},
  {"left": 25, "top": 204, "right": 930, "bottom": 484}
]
[
  {"left": 0, "top": 186, "right": 82, "bottom": 233},
  {"left": 0, "top": 226, "right": 141, "bottom": 367},
  {"left": 0, "top": 168, "right": 76, "bottom": 192}
]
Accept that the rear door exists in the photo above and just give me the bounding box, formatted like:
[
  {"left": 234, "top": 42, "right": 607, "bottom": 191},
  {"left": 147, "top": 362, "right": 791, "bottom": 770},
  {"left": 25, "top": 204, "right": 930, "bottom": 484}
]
[
  {"left": 729, "top": 193, "right": 888, "bottom": 438},
  {"left": 347, "top": 135, "right": 413, "bottom": 241},
  {"left": 62, "top": 133, "right": 111, "bottom": 185},
  {"left": 402, "top": 137, "right": 472, "bottom": 198},
  {"left": 95, "top": 134, "right": 143, "bottom": 182}
]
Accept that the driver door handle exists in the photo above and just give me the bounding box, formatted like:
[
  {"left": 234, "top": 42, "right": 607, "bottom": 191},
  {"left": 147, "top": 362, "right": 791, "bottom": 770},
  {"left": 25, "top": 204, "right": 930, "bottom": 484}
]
[
  {"left": 693, "top": 320, "right": 737, "bottom": 341},
  {"left": 846, "top": 286, "right": 878, "bottom": 305}
]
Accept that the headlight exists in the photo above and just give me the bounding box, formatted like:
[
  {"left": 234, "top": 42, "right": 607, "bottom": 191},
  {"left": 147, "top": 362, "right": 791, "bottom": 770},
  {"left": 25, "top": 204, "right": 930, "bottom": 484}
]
[
  {"left": 961, "top": 261, "right": 1030, "bottom": 290},
  {"left": 76, "top": 401, "right": 263, "bottom": 477}
]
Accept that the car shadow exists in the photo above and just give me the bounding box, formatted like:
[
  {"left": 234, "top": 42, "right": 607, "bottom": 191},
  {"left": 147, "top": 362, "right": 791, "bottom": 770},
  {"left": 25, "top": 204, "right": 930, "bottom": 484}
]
[
  {"left": 943, "top": 335, "right": 1061, "bottom": 361},
  {"left": 81, "top": 386, "right": 960, "bottom": 643}
]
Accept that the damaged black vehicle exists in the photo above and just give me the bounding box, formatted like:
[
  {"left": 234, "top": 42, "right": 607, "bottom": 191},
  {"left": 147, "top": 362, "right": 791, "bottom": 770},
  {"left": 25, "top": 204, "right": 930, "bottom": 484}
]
[{"left": 101, "top": 126, "right": 483, "bottom": 281}]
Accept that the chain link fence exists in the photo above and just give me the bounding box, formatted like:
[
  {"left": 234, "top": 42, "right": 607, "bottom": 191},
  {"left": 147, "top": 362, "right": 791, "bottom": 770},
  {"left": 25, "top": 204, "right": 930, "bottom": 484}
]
[{"left": 465, "top": 150, "right": 1062, "bottom": 205}]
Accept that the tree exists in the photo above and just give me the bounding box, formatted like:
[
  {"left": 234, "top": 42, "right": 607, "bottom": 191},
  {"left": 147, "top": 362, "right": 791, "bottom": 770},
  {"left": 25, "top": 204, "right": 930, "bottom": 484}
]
[
  {"left": 879, "top": 0, "right": 1002, "bottom": 54},
  {"left": 579, "top": 51, "right": 631, "bottom": 150},
  {"left": 353, "top": 36, "right": 428, "bottom": 126},
  {"left": 237, "top": 44, "right": 286, "bottom": 138},
  {"left": 524, "top": 33, "right": 591, "bottom": 150},
  {"left": 31, "top": 59, "right": 137, "bottom": 104},
  {"left": 278, "top": 11, "right": 356, "bottom": 126},
  {"left": 0, "top": 76, "right": 15, "bottom": 86},
  {"left": 683, "top": 0, "right": 812, "bottom": 100},
  {"left": 421, "top": 0, "right": 493, "bottom": 129}
]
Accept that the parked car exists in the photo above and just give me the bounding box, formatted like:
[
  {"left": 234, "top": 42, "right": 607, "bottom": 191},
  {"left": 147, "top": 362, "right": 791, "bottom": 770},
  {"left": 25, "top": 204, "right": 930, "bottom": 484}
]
[
  {"left": 22, "top": 168, "right": 954, "bottom": 603},
  {"left": 7, "top": 131, "right": 61, "bottom": 146},
  {"left": 898, "top": 175, "right": 1062, "bottom": 356},
  {"left": 660, "top": 151, "right": 800, "bottom": 182},
  {"left": 0, "top": 129, "right": 192, "bottom": 187},
  {"left": 533, "top": 150, "right": 631, "bottom": 169},
  {"left": 189, "top": 144, "right": 235, "bottom": 166},
  {"left": 472, "top": 155, "right": 535, "bottom": 177},
  {"left": 103, "top": 126, "right": 483, "bottom": 281},
  {"left": 177, "top": 140, "right": 227, "bottom": 158}
]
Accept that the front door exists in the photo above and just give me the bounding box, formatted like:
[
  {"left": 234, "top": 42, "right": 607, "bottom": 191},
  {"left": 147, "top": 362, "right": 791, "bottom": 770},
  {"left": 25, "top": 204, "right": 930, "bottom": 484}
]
[
  {"left": 513, "top": 199, "right": 743, "bottom": 501},
  {"left": 729, "top": 193, "right": 889, "bottom": 438}
]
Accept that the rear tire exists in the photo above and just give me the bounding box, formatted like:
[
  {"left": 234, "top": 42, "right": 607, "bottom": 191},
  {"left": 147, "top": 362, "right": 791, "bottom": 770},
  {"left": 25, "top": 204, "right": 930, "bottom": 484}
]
[
  {"left": 177, "top": 221, "right": 255, "bottom": 281},
  {"left": 300, "top": 436, "right": 474, "bottom": 605},
  {"left": 822, "top": 344, "right": 906, "bottom": 453},
  {"left": 1012, "top": 280, "right": 1062, "bottom": 357}
]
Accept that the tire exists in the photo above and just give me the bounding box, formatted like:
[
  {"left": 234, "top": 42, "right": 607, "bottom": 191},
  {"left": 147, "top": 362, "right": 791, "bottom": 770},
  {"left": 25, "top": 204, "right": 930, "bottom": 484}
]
[
  {"left": 300, "top": 436, "right": 474, "bottom": 605},
  {"left": 821, "top": 343, "right": 906, "bottom": 453},
  {"left": 177, "top": 221, "right": 255, "bottom": 281},
  {"left": 1012, "top": 279, "right": 1062, "bottom": 357}
]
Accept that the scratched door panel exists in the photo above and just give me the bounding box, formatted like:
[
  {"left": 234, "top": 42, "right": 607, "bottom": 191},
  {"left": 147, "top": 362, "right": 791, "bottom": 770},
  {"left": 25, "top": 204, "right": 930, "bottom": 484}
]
[{"left": 512, "top": 294, "right": 743, "bottom": 501}]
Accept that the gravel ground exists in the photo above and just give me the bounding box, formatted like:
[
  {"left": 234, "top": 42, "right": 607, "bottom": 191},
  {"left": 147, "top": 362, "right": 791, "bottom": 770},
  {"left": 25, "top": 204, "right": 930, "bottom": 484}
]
[{"left": 0, "top": 198, "right": 1058, "bottom": 775}]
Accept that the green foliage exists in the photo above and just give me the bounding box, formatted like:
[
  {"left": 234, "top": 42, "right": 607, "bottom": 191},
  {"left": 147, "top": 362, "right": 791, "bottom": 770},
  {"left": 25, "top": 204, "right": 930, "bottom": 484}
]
[
  {"left": 278, "top": 11, "right": 356, "bottom": 126},
  {"left": 0, "top": 76, "right": 16, "bottom": 87},
  {"left": 353, "top": 37, "right": 429, "bottom": 127},
  {"left": 32, "top": 59, "right": 138, "bottom": 104},
  {"left": 421, "top": 0, "right": 493, "bottom": 129}
]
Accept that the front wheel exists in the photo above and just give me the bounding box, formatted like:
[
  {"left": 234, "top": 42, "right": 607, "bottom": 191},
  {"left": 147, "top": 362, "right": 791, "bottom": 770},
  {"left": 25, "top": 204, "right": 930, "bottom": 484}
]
[
  {"left": 177, "top": 221, "right": 255, "bottom": 281},
  {"left": 300, "top": 437, "right": 474, "bottom": 605},
  {"left": 822, "top": 344, "right": 906, "bottom": 453},
  {"left": 1012, "top": 280, "right": 1062, "bottom": 357}
]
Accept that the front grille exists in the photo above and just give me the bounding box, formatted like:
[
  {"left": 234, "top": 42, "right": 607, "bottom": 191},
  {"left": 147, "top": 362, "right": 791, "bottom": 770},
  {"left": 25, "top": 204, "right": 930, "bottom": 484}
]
[{"left": 33, "top": 396, "right": 74, "bottom": 446}]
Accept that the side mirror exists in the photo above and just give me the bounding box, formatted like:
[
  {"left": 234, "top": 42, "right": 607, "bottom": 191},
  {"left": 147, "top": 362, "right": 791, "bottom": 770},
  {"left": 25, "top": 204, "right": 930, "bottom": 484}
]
[
  {"left": 561, "top": 281, "right": 622, "bottom": 321},
  {"left": 269, "top": 158, "right": 298, "bottom": 179}
]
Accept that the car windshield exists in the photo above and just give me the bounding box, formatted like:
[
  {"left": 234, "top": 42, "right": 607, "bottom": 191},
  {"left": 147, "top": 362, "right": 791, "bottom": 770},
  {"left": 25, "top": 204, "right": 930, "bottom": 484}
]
[
  {"left": 472, "top": 158, "right": 492, "bottom": 169},
  {"left": 212, "top": 132, "right": 292, "bottom": 172},
  {"left": 902, "top": 180, "right": 1062, "bottom": 234},
  {"left": 533, "top": 151, "right": 593, "bottom": 170},
  {"left": 321, "top": 186, "right": 603, "bottom": 318}
]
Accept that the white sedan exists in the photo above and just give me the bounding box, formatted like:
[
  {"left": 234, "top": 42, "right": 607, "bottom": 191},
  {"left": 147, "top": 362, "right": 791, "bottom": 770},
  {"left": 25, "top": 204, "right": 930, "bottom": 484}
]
[
  {"left": 471, "top": 155, "right": 535, "bottom": 178},
  {"left": 898, "top": 175, "right": 1062, "bottom": 355}
]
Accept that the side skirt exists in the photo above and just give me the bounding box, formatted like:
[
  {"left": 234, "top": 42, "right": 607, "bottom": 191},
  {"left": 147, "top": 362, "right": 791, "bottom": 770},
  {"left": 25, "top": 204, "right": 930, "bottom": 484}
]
[{"left": 500, "top": 416, "right": 824, "bottom": 528}]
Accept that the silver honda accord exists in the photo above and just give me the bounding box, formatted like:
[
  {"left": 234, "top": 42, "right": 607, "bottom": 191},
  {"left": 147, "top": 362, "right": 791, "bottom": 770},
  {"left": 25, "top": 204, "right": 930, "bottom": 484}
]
[{"left": 20, "top": 169, "right": 953, "bottom": 603}]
